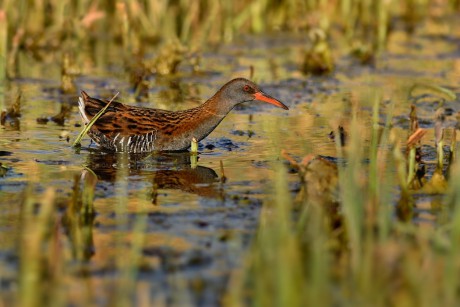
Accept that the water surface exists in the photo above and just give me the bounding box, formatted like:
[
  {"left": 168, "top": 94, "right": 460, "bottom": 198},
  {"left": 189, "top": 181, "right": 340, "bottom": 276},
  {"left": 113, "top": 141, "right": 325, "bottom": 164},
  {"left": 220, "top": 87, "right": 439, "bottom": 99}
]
[{"left": 1, "top": 28, "right": 459, "bottom": 304}]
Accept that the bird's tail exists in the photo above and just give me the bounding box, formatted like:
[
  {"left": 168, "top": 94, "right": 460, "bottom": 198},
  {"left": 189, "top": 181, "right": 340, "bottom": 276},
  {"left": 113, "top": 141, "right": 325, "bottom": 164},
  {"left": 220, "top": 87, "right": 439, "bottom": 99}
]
[
  {"left": 78, "top": 91, "right": 110, "bottom": 124},
  {"left": 78, "top": 91, "right": 90, "bottom": 124}
]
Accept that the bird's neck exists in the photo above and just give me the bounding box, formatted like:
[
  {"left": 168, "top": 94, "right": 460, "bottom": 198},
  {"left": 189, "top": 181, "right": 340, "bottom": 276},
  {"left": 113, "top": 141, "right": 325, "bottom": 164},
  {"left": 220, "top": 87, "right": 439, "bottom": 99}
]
[
  {"left": 200, "top": 92, "right": 236, "bottom": 116},
  {"left": 182, "top": 93, "right": 236, "bottom": 143}
]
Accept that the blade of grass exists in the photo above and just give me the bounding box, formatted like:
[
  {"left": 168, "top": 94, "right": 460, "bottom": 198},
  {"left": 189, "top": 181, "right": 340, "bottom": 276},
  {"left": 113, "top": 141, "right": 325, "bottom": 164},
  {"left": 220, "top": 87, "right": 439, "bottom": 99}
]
[
  {"left": 0, "top": 10, "right": 7, "bottom": 111},
  {"left": 20, "top": 187, "right": 56, "bottom": 307},
  {"left": 72, "top": 92, "right": 119, "bottom": 148},
  {"left": 0, "top": 10, "right": 7, "bottom": 82},
  {"left": 409, "top": 83, "right": 457, "bottom": 103}
]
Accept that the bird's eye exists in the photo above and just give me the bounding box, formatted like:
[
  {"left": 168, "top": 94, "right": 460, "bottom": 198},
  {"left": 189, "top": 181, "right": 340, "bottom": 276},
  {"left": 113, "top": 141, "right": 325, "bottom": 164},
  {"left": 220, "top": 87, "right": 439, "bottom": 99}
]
[{"left": 243, "top": 85, "right": 250, "bottom": 92}]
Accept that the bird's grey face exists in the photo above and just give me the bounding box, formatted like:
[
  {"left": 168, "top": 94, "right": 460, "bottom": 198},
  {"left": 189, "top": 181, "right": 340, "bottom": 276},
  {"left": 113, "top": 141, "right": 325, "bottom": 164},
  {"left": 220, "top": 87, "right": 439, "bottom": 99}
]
[
  {"left": 223, "top": 78, "right": 289, "bottom": 110},
  {"left": 226, "top": 79, "right": 259, "bottom": 102}
]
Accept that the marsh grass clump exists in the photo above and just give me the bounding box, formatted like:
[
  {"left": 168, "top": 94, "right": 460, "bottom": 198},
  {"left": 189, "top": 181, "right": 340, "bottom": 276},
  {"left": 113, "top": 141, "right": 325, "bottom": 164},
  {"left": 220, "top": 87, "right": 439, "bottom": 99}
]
[
  {"left": 404, "top": 84, "right": 457, "bottom": 195},
  {"left": 349, "top": 40, "right": 375, "bottom": 65},
  {"left": 282, "top": 151, "right": 339, "bottom": 208},
  {"left": 61, "top": 170, "right": 97, "bottom": 262},
  {"left": 19, "top": 187, "right": 56, "bottom": 307},
  {"left": 15, "top": 161, "right": 150, "bottom": 306},
  {"left": 60, "top": 52, "right": 79, "bottom": 95},
  {"left": 227, "top": 88, "right": 460, "bottom": 306},
  {"left": 2, "top": 1, "right": 460, "bottom": 306},
  {"left": 0, "top": 9, "right": 7, "bottom": 82},
  {"left": 1, "top": 0, "right": 458, "bottom": 83},
  {"left": 301, "top": 29, "right": 334, "bottom": 75},
  {"left": 126, "top": 53, "right": 150, "bottom": 100},
  {"left": 149, "top": 40, "right": 187, "bottom": 76},
  {"left": 1, "top": 91, "right": 21, "bottom": 119}
]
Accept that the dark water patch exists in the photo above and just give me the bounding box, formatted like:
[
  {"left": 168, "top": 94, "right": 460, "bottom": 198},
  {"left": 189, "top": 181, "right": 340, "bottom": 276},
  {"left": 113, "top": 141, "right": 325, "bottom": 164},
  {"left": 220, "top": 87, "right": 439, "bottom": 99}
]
[
  {"left": 0, "top": 251, "right": 19, "bottom": 290},
  {"left": 79, "top": 190, "right": 264, "bottom": 306},
  {"left": 393, "top": 115, "right": 435, "bottom": 129},
  {"left": 201, "top": 137, "right": 245, "bottom": 152},
  {"left": 13, "top": 77, "right": 58, "bottom": 86},
  {"left": 231, "top": 129, "right": 255, "bottom": 137},
  {"left": 254, "top": 77, "right": 340, "bottom": 107},
  {"left": 0, "top": 179, "right": 27, "bottom": 193},
  {"left": 34, "top": 159, "right": 71, "bottom": 166},
  {"left": 142, "top": 247, "right": 212, "bottom": 272},
  {"left": 251, "top": 160, "right": 269, "bottom": 168}
]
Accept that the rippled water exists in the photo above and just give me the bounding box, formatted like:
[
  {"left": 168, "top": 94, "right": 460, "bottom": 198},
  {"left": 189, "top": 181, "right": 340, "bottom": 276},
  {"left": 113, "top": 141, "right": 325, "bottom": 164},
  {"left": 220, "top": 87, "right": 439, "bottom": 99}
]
[{"left": 1, "top": 29, "right": 460, "bottom": 304}]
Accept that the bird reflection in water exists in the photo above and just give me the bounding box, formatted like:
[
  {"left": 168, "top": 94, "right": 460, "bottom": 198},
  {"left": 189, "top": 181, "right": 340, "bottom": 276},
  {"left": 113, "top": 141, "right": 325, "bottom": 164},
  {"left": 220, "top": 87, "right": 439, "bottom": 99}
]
[
  {"left": 84, "top": 150, "right": 223, "bottom": 203},
  {"left": 62, "top": 151, "right": 223, "bottom": 262}
]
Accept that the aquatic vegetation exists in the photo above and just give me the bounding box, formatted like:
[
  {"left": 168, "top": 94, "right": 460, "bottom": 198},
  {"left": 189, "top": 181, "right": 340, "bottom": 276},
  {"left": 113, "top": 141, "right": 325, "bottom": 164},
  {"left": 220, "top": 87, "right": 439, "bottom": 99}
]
[
  {"left": 1, "top": 1, "right": 460, "bottom": 306},
  {"left": 349, "top": 40, "right": 375, "bottom": 65},
  {"left": 0, "top": 90, "right": 21, "bottom": 128},
  {"left": 0, "top": 162, "right": 8, "bottom": 177},
  {"left": 1, "top": 0, "right": 456, "bottom": 79},
  {"left": 60, "top": 52, "right": 79, "bottom": 95},
  {"left": 149, "top": 40, "right": 188, "bottom": 76},
  {"left": 282, "top": 151, "right": 339, "bottom": 207},
  {"left": 301, "top": 29, "right": 334, "bottom": 75},
  {"left": 0, "top": 10, "right": 6, "bottom": 82},
  {"left": 227, "top": 87, "right": 460, "bottom": 306}
]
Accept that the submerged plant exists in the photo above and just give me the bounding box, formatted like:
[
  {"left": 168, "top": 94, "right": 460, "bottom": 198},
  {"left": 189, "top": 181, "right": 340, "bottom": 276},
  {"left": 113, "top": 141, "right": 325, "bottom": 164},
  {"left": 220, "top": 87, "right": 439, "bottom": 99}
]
[
  {"left": 149, "top": 40, "right": 187, "bottom": 76},
  {"left": 227, "top": 85, "right": 460, "bottom": 305},
  {"left": 301, "top": 29, "right": 334, "bottom": 75},
  {"left": 404, "top": 84, "right": 457, "bottom": 194},
  {"left": 60, "top": 52, "right": 79, "bottom": 95},
  {"left": 0, "top": 10, "right": 7, "bottom": 83},
  {"left": 282, "top": 151, "right": 339, "bottom": 208},
  {"left": 0, "top": 162, "right": 8, "bottom": 177},
  {"left": 1, "top": 90, "right": 21, "bottom": 129}
]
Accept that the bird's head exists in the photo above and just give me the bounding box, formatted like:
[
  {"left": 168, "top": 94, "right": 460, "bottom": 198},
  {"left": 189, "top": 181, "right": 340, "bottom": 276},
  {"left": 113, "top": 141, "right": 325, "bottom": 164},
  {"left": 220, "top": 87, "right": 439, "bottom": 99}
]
[{"left": 219, "top": 78, "right": 289, "bottom": 110}]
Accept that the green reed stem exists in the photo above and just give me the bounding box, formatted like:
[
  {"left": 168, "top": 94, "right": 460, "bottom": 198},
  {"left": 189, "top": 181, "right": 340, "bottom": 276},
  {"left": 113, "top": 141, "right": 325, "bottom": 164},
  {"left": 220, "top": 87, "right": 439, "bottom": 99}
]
[
  {"left": 67, "top": 175, "right": 85, "bottom": 261},
  {"left": 117, "top": 180, "right": 148, "bottom": 305},
  {"left": 0, "top": 10, "right": 7, "bottom": 111},
  {"left": 437, "top": 138, "right": 444, "bottom": 169},
  {"left": 409, "top": 83, "right": 456, "bottom": 102},
  {"left": 376, "top": 0, "right": 389, "bottom": 54},
  {"left": 190, "top": 137, "right": 198, "bottom": 167},
  {"left": 19, "top": 188, "right": 55, "bottom": 307},
  {"left": 407, "top": 147, "right": 416, "bottom": 185},
  {"left": 368, "top": 93, "right": 381, "bottom": 212},
  {"left": 112, "top": 152, "right": 130, "bottom": 305},
  {"left": 444, "top": 161, "right": 460, "bottom": 304},
  {"left": 339, "top": 108, "right": 364, "bottom": 270},
  {"left": 450, "top": 128, "right": 456, "bottom": 163},
  {"left": 190, "top": 137, "right": 198, "bottom": 153},
  {"left": 0, "top": 10, "right": 6, "bottom": 82},
  {"left": 81, "top": 168, "right": 97, "bottom": 216},
  {"left": 377, "top": 99, "right": 395, "bottom": 240}
]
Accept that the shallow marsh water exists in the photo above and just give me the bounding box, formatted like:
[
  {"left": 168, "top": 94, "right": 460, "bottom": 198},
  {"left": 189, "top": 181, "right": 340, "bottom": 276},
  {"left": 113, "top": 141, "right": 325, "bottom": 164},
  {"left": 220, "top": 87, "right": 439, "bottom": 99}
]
[{"left": 1, "top": 24, "right": 460, "bottom": 305}]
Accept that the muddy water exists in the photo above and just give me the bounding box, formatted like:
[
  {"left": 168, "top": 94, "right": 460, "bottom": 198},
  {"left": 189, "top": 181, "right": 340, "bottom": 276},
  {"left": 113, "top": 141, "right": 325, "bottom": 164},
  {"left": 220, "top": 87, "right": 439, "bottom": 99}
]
[{"left": 1, "top": 29, "right": 460, "bottom": 304}]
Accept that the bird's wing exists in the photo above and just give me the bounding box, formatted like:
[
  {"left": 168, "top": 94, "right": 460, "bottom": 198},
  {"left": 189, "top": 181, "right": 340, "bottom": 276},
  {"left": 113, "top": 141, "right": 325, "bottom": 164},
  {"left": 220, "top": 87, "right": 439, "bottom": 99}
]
[{"left": 80, "top": 94, "right": 169, "bottom": 137}]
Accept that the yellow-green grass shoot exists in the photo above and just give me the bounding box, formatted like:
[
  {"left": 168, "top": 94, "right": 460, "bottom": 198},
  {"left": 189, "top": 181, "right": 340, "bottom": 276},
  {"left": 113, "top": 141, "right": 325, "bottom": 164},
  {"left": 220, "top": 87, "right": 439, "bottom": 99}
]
[
  {"left": 190, "top": 137, "right": 198, "bottom": 154},
  {"left": 409, "top": 83, "right": 457, "bottom": 103},
  {"left": 0, "top": 10, "right": 7, "bottom": 111},
  {"left": 190, "top": 137, "right": 198, "bottom": 168}
]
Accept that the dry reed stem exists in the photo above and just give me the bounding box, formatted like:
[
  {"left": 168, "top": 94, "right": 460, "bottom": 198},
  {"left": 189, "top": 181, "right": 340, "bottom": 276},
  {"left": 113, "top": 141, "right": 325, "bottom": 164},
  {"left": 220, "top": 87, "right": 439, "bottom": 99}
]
[{"left": 407, "top": 128, "right": 427, "bottom": 148}]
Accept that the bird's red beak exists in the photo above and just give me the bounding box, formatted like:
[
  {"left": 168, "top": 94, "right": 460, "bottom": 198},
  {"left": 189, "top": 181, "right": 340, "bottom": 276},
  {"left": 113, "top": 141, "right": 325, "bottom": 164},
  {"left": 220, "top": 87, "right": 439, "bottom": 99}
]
[{"left": 254, "top": 91, "right": 289, "bottom": 110}]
